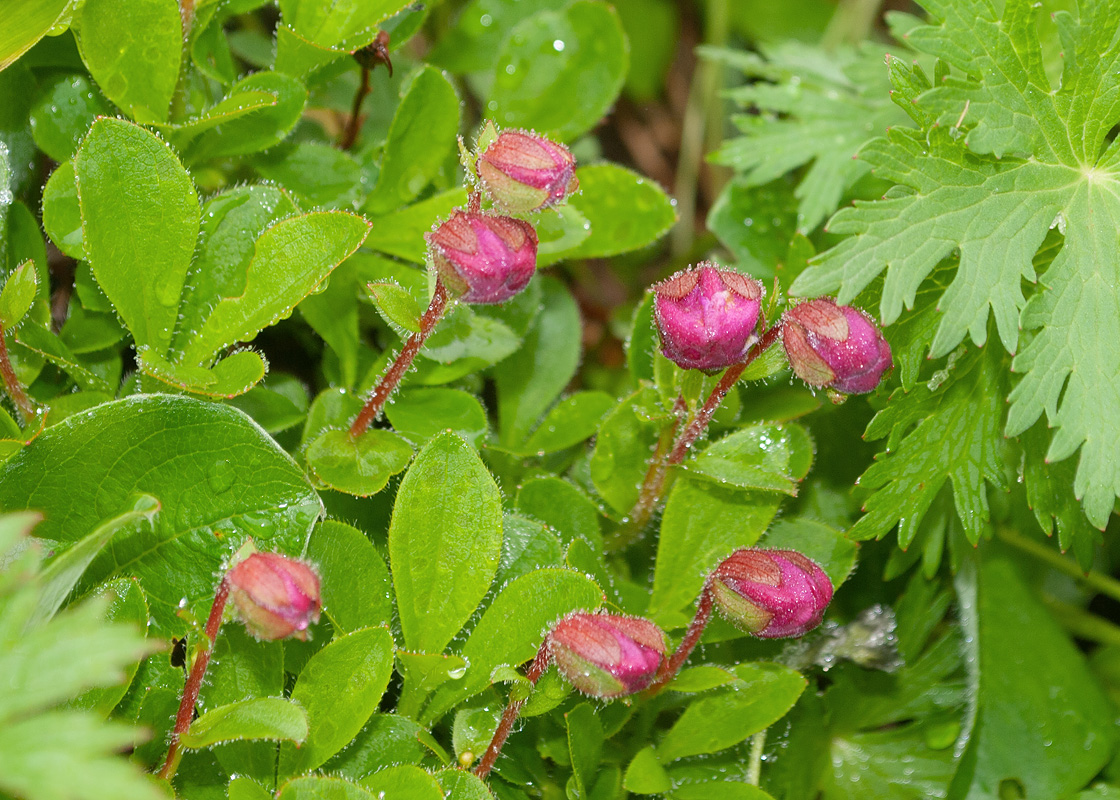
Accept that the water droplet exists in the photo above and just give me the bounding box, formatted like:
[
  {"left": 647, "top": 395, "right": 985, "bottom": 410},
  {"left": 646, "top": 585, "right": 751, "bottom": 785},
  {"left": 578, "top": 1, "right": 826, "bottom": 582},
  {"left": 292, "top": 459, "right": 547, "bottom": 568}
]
[
  {"left": 207, "top": 460, "right": 235, "bottom": 493},
  {"left": 553, "top": 39, "right": 565, "bottom": 52}
]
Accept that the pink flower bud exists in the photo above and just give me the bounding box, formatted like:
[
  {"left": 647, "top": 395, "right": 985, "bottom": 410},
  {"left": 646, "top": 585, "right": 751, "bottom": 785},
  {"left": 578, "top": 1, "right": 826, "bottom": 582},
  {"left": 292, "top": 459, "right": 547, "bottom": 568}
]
[
  {"left": 781, "top": 299, "right": 892, "bottom": 395},
  {"left": 548, "top": 613, "right": 667, "bottom": 698},
  {"left": 710, "top": 549, "right": 833, "bottom": 639},
  {"left": 476, "top": 129, "right": 579, "bottom": 214},
  {"left": 226, "top": 552, "right": 322, "bottom": 641},
  {"left": 652, "top": 263, "right": 765, "bottom": 372},
  {"left": 425, "top": 209, "right": 538, "bottom": 304}
]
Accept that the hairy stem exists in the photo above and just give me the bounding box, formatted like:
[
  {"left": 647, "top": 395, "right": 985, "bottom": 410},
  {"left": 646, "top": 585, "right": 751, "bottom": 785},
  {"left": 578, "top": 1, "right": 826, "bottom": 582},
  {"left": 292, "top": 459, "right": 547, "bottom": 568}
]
[
  {"left": 349, "top": 280, "right": 451, "bottom": 437},
  {"left": 338, "top": 66, "right": 371, "bottom": 151},
  {"left": 646, "top": 583, "right": 715, "bottom": 695},
  {"left": 160, "top": 577, "right": 230, "bottom": 782},
  {"left": 474, "top": 645, "right": 552, "bottom": 780},
  {"left": 609, "top": 323, "right": 782, "bottom": 552},
  {"left": 667, "top": 323, "right": 781, "bottom": 464},
  {"left": 0, "top": 325, "right": 35, "bottom": 425}
]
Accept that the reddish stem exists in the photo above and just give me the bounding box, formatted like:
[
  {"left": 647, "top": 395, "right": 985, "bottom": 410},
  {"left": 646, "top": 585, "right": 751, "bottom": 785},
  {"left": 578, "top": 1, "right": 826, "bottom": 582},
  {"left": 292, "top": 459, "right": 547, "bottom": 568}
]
[
  {"left": 159, "top": 578, "right": 230, "bottom": 782},
  {"left": 666, "top": 323, "right": 782, "bottom": 465},
  {"left": 349, "top": 280, "right": 451, "bottom": 437},
  {"left": 338, "top": 67, "right": 370, "bottom": 151},
  {"left": 474, "top": 644, "right": 552, "bottom": 781},
  {"left": 610, "top": 322, "right": 783, "bottom": 552},
  {"left": 0, "top": 325, "right": 35, "bottom": 424},
  {"left": 646, "top": 583, "right": 715, "bottom": 695}
]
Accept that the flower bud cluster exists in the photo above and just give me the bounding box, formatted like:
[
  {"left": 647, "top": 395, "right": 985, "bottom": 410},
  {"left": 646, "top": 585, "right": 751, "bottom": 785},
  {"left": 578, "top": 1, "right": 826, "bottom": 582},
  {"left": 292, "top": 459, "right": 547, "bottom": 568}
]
[{"left": 425, "top": 126, "right": 578, "bottom": 305}]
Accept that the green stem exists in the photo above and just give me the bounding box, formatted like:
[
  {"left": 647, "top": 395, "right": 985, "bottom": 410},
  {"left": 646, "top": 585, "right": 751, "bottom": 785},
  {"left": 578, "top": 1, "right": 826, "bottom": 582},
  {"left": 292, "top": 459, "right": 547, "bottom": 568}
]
[
  {"left": 671, "top": 0, "right": 730, "bottom": 257},
  {"left": 997, "top": 527, "right": 1120, "bottom": 605},
  {"left": 747, "top": 729, "right": 767, "bottom": 786},
  {"left": 821, "top": 0, "right": 882, "bottom": 50}
]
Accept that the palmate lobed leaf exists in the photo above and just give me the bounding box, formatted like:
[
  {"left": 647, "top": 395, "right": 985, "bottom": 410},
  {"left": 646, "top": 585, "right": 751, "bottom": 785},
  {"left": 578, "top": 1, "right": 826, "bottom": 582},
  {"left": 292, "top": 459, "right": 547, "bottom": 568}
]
[{"left": 792, "top": 0, "right": 1120, "bottom": 529}]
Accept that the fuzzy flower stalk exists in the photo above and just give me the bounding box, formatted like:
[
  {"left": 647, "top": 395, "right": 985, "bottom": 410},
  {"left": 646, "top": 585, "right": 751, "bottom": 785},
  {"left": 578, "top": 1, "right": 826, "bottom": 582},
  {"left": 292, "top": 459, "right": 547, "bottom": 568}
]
[
  {"left": 160, "top": 549, "right": 321, "bottom": 781},
  {"left": 474, "top": 613, "right": 666, "bottom": 780},
  {"left": 350, "top": 125, "right": 577, "bottom": 437}
]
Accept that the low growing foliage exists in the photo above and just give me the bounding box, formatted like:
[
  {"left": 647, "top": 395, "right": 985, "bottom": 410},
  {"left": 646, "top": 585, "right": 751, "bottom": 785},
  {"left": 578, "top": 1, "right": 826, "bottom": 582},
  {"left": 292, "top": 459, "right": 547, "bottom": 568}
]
[{"left": 1, "top": 0, "right": 1119, "bottom": 798}]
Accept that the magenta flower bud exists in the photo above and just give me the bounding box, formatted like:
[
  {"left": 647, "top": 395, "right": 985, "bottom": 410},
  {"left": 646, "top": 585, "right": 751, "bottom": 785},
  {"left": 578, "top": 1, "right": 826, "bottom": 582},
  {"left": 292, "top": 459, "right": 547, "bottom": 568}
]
[
  {"left": 548, "top": 613, "right": 667, "bottom": 698},
  {"left": 425, "top": 209, "right": 538, "bottom": 304},
  {"left": 476, "top": 129, "right": 579, "bottom": 214},
  {"left": 710, "top": 549, "right": 833, "bottom": 639},
  {"left": 226, "top": 552, "right": 322, "bottom": 641},
  {"left": 652, "top": 263, "right": 765, "bottom": 372},
  {"left": 781, "top": 298, "right": 892, "bottom": 395}
]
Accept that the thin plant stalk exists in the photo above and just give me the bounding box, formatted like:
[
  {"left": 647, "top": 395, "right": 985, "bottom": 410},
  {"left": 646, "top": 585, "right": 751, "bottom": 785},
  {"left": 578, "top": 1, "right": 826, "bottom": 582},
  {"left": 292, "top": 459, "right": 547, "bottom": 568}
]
[
  {"left": 998, "top": 527, "right": 1120, "bottom": 605},
  {"left": 746, "top": 729, "right": 767, "bottom": 786},
  {"left": 474, "top": 645, "right": 552, "bottom": 780},
  {"left": 645, "top": 582, "right": 715, "bottom": 695},
  {"left": 159, "top": 577, "right": 230, "bottom": 781},
  {"left": 339, "top": 31, "right": 392, "bottom": 150},
  {"left": 349, "top": 279, "right": 451, "bottom": 438},
  {"left": 0, "top": 325, "right": 35, "bottom": 424},
  {"left": 610, "top": 323, "right": 782, "bottom": 551}
]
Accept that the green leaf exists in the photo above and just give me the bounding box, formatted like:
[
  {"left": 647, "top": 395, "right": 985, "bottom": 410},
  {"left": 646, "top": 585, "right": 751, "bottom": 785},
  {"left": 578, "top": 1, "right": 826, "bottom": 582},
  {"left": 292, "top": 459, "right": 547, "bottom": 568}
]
[
  {"left": 255, "top": 142, "right": 365, "bottom": 209},
  {"left": 516, "top": 476, "right": 602, "bottom": 549},
  {"left": 326, "top": 714, "right": 439, "bottom": 777},
  {"left": 951, "top": 547, "right": 1116, "bottom": 798},
  {"left": 396, "top": 650, "right": 469, "bottom": 720},
  {"left": 566, "top": 703, "right": 604, "bottom": 798},
  {"left": 420, "top": 568, "right": 603, "bottom": 724},
  {"left": 649, "top": 476, "right": 786, "bottom": 629},
  {"left": 624, "top": 746, "right": 672, "bottom": 795},
  {"left": 671, "top": 782, "right": 773, "bottom": 800},
  {"left": 496, "top": 277, "right": 582, "bottom": 446},
  {"left": 791, "top": 0, "right": 1120, "bottom": 527},
  {"left": 74, "top": 117, "right": 199, "bottom": 356},
  {"left": 41, "top": 161, "right": 84, "bottom": 259},
  {"left": 230, "top": 777, "right": 274, "bottom": 800},
  {"left": 567, "top": 164, "right": 676, "bottom": 258},
  {"left": 361, "top": 765, "right": 443, "bottom": 800},
  {"left": 307, "top": 520, "right": 393, "bottom": 633},
  {"left": 66, "top": 578, "right": 150, "bottom": 718},
  {"left": 589, "top": 387, "right": 662, "bottom": 515},
  {"left": 181, "top": 697, "right": 308, "bottom": 749},
  {"left": 227, "top": 374, "right": 311, "bottom": 435},
  {"left": 679, "top": 422, "right": 813, "bottom": 496},
  {"left": 278, "top": 627, "right": 396, "bottom": 777},
  {"left": 657, "top": 663, "right": 806, "bottom": 761},
  {"left": 517, "top": 391, "right": 614, "bottom": 455},
  {"left": 172, "top": 184, "right": 300, "bottom": 357},
  {"left": 428, "top": 0, "right": 568, "bottom": 73},
  {"left": 0, "top": 0, "right": 71, "bottom": 70},
  {"left": 306, "top": 429, "right": 415, "bottom": 497},
  {"left": 364, "top": 66, "right": 460, "bottom": 214},
  {"left": 709, "top": 42, "right": 910, "bottom": 233},
  {"left": 499, "top": 514, "right": 563, "bottom": 583},
  {"left": 365, "top": 189, "right": 467, "bottom": 263},
  {"left": 433, "top": 769, "right": 494, "bottom": 800},
  {"left": 368, "top": 281, "right": 423, "bottom": 333},
  {"left": 279, "top": 776, "right": 376, "bottom": 800},
  {"left": 179, "top": 210, "right": 370, "bottom": 366},
  {"left": 139, "top": 349, "right": 267, "bottom": 399},
  {"left": 385, "top": 388, "right": 489, "bottom": 447},
  {"left": 852, "top": 346, "right": 1007, "bottom": 546},
  {"left": 29, "top": 73, "right": 113, "bottom": 162},
  {"left": 0, "top": 712, "right": 165, "bottom": 800},
  {"left": 187, "top": 72, "right": 308, "bottom": 160},
  {"left": 390, "top": 432, "right": 503, "bottom": 653},
  {"left": 490, "top": 1, "right": 628, "bottom": 141},
  {"left": 75, "top": 0, "right": 181, "bottom": 122},
  {"left": 33, "top": 496, "right": 159, "bottom": 628},
  {"left": 0, "top": 259, "right": 37, "bottom": 329},
  {"left": 0, "top": 396, "right": 322, "bottom": 633},
  {"left": 535, "top": 204, "right": 593, "bottom": 266},
  {"left": 16, "top": 323, "right": 112, "bottom": 394},
  {"left": 280, "top": 0, "right": 409, "bottom": 50}
]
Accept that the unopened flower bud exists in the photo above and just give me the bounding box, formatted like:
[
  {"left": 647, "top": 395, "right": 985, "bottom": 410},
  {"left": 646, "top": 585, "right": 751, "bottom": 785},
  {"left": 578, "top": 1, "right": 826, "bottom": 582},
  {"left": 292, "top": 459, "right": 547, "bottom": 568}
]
[
  {"left": 782, "top": 298, "right": 892, "bottom": 395},
  {"left": 477, "top": 129, "right": 578, "bottom": 214},
  {"left": 227, "top": 552, "right": 322, "bottom": 641},
  {"left": 653, "top": 263, "right": 765, "bottom": 372},
  {"left": 425, "top": 209, "right": 538, "bottom": 304},
  {"left": 710, "top": 548, "right": 833, "bottom": 639},
  {"left": 548, "top": 613, "right": 667, "bottom": 698}
]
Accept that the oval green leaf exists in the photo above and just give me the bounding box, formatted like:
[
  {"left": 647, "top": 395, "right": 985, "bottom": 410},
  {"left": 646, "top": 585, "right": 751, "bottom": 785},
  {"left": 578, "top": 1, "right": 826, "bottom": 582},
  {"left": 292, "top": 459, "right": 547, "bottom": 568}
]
[
  {"left": 306, "top": 428, "right": 414, "bottom": 497},
  {"left": 181, "top": 697, "right": 309, "bottom": 749}
]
